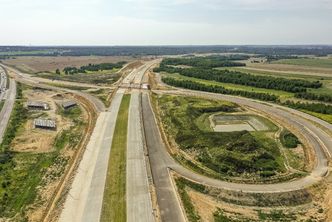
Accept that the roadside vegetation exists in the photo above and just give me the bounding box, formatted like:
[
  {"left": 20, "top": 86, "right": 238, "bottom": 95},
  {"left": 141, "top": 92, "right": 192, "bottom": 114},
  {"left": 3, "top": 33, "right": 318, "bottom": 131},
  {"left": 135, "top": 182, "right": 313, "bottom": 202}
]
[
  {"left": 155, "top": 94, "right": 288, "bottom": 181},
  {"left": 0, "top": 84, "right": 86, "bottom": 220},
  {"left": 101, "top": 94, "right": 131, "bottom": 222},
  {"left": 280, "top": 130, "right": 301, "bottom": 149}
]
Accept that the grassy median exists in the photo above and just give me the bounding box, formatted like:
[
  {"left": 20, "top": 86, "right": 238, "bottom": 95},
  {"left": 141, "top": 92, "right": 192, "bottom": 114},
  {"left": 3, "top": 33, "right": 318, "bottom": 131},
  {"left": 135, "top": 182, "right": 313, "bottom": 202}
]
[{"left": 101, "top": 94, "right": 131, "bottom": 222}]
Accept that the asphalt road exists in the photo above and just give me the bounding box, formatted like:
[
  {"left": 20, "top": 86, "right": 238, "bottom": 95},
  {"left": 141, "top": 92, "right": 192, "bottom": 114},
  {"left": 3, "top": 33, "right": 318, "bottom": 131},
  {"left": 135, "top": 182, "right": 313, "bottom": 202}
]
[
  {"left": 142, "top": 92, "right": 186, "bottom": 222},
  {"left": 127, "top": 90, "right": 154, "bottom": 222},
  {"left": 149, "top": 89, "right": 331, "bottom": 193},
  {"left": 60, "top": 89, "right": 125, "bottom": 222}
]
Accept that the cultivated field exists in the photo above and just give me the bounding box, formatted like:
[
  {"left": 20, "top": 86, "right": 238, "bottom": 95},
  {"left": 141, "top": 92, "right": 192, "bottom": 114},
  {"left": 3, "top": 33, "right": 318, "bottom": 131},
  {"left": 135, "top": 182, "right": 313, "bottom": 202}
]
[{"left": 2, "top": 56, "right": 135, "bottom": 73}]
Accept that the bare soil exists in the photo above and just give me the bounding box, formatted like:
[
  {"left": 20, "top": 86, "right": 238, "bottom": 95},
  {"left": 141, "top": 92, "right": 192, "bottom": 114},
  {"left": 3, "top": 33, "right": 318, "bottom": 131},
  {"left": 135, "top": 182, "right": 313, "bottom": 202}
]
[
  {"left": 188, "top": 187, "right": 326, "bottom": 221},
  {"left": 11, "top": 89, "right": 73, "bottom": 153}
]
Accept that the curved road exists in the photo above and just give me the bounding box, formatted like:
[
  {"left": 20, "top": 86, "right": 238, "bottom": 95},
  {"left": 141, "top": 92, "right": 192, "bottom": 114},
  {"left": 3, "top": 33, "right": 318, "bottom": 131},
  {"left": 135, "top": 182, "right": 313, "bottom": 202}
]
[{"left": 144, "top": 89, "right": 331, "bottom": 193}]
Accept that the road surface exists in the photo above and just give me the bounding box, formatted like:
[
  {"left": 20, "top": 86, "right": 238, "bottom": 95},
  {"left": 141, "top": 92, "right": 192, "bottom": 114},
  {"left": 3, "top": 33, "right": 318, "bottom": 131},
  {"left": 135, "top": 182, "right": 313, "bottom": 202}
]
[
  {"left": 0, "top": 71, "right": 16, "bottom": 144},
  {"left": 142, "top": 92, "right": 186, "bottom": 222},
  {"left": 60, "top": 89, "right": 125, "bottom": 222},
  {"left": 126, "top": 90, "right": 154, "bottom": 222}
]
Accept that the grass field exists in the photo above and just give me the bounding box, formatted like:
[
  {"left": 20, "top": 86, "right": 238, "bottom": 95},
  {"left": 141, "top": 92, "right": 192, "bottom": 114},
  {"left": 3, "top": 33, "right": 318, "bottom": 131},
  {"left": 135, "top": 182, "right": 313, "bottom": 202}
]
[
  {"left": 101, "top": 94, "right": 131, "bottom": 222},
  {"left": 272, "top": 58, "right": 332, "bottom": 69}
]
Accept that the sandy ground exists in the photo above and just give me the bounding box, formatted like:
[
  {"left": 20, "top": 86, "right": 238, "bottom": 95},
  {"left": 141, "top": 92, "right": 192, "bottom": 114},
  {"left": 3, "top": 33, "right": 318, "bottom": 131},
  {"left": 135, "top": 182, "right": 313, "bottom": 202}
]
[
  {"left": 2, "top": 56, "right": 135, "bottom": 73},
  {"left": 11, "top": 89, "right": 73, "bottom": 153},
  {"left": 188, "top": 187, "right": 326, "bottom": 221}
]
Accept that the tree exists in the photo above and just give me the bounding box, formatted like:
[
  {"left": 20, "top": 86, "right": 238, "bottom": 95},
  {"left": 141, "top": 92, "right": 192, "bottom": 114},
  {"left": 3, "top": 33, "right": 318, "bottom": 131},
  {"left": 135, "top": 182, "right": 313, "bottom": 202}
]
[{"left": 55, "top": 69, "right": 60, "bottom": 75}]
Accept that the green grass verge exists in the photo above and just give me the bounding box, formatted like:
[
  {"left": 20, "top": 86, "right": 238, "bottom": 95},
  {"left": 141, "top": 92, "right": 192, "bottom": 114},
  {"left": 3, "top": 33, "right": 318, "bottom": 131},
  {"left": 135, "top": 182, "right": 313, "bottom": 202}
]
[{"left": 101, "top": 94, "right": 131, "bottom": 222}]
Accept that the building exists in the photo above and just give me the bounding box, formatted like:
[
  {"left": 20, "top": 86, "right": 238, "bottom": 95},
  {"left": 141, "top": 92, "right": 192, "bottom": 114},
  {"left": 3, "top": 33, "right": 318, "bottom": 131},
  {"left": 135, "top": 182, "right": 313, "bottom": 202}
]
[
  {"left": 34, "top": 119, "right": 56, "bottom": 130},
  {"left": 62, "top": 100, "right": 77, "bottom": 110},
  {"left": 141, "top": 83, "right": 150, "bottom": 90},
  {"left": 27, "top": 101, "right": 49, "bottom": 110}
]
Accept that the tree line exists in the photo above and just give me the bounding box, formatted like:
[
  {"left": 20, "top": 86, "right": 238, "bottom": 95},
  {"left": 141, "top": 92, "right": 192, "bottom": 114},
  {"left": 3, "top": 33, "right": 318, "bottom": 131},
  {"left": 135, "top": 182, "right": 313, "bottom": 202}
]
[
  {"left": 155, "top": 64, "right": 322, "bottom": 93},
  {"left": 62, "top": 61, "right": 125, "bottom": 75},
  {"left": 295, "top": 92, "right": 332, "bottom": 103},
  {"left": 162, "top": 77, "right": 278, "bottom": 101},
  {"left": 282, "top": 100, "right": 332, "bottom": 114}
]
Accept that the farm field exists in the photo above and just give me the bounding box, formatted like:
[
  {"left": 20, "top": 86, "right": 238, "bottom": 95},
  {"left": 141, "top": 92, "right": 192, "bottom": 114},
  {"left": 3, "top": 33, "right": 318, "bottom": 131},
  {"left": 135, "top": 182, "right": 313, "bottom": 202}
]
[
  {"left": 1, "top": 56, "right": 135, "bottom": 73},
  {"left": 244, "top": 62, "right": 332, "bottom": 77},
  {"left": 272, "top": 57, "right": 332, "bottom": 69}
]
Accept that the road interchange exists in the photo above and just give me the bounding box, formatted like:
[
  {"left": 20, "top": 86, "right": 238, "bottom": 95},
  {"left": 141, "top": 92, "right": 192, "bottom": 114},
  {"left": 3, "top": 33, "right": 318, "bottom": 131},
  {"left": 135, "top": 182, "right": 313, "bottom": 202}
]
[{"left": 1, "top": 60, "right": 332, "bottom": 222}]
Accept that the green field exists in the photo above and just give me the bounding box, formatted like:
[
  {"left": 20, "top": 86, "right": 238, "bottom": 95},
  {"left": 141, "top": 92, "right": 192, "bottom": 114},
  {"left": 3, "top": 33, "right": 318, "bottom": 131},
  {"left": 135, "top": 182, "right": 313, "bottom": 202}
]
[
  {"left": 272, "top": 58, "right": 332, "bottom": 69},
  {"left": 155, "top": 94, "right": 287, "bottom": 181},
  {"left": 101, "top": 94, "right": 131, "bottom": 222}
]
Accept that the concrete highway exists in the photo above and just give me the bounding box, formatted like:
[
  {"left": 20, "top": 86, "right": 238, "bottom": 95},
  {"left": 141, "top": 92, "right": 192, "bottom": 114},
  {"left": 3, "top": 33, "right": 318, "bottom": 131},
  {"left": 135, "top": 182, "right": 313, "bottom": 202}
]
[
  {"left": 60, "top": 89, "right": 125, "bottom": 222},
  {"left": 60, "top": 60, "right": 159, "bottom": 222},
  {"left": 0, "top": 66, "right": 16, "bottom": 144},
  {"left": 126, "top": 90, "right": 154, "bottom": 222}
]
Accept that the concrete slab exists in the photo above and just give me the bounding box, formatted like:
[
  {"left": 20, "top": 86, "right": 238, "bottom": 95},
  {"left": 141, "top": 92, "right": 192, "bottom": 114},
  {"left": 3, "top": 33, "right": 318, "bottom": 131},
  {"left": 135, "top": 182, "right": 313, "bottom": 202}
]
[{"left": 126, "top": 91, "right": 154, "bottom": 222}]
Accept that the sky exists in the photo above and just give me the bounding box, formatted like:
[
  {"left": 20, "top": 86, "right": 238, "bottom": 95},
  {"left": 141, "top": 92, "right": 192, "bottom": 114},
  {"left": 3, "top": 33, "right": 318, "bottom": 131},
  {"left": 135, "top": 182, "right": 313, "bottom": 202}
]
[{"left": 0, "top": 0, "right": 331, "bottom": 45}]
